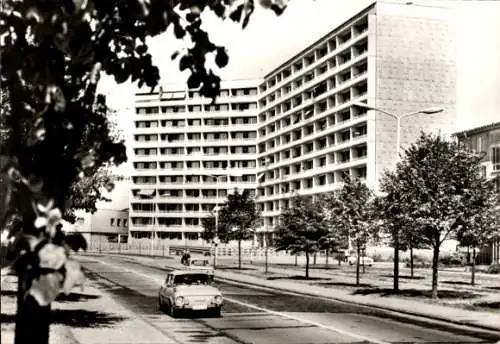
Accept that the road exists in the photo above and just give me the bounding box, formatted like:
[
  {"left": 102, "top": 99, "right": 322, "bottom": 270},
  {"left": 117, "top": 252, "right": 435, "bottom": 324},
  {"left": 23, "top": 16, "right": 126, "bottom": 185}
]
[{"left": 79, "top": 255, "right": 498, "bottom": 344}]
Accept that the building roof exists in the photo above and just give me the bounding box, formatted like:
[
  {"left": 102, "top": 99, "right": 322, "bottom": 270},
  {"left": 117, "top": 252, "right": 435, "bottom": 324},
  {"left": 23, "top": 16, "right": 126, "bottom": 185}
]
[{"left": 453, "top": 122, "right": 500, "bottom": 138}]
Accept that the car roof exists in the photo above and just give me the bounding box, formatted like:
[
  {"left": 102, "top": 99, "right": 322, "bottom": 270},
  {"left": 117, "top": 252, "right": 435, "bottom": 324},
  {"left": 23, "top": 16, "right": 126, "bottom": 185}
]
[{"left": 169, "top": 269, "right": 213, "bottom": 276}]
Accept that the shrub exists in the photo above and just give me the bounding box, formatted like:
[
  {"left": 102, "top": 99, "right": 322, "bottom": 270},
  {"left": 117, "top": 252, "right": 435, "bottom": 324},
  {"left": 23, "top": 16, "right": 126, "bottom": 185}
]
[
  {"left": 487, "top": 263, "right": 500, "bottom": 274},
  {"left": 439, "top": 253, "right": 464, "bottom": 266},
  {"left": 370, "top": 253, "right": 384, "bottom": 262},
  {"left": 405, "top": 254, "right": 432, "bottom": 268}
]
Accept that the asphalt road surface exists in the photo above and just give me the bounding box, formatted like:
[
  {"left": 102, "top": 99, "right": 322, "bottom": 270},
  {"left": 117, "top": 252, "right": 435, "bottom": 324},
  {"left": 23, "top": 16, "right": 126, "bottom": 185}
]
[{"left": 78, "top": 255, "right": 499, "bottom": 344}]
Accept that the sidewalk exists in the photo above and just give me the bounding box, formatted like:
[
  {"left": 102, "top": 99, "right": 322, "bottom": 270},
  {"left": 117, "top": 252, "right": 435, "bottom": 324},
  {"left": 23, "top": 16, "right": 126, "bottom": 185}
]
[
  {"left": 218, "top": 260, "right": 500, "bottom": 293},
  {"left": 1, "top": 269, "right": 177, "bottom": 344},
  {"left": 115, "top": 254, "right": 500, "bottom": 333}
]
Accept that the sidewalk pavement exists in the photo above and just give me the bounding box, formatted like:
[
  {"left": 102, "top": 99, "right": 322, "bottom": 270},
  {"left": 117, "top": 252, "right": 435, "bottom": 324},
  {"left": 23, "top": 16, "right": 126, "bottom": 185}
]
[
  {"left": 216, "top": 260, "right": 500, "bottom": 293},
  {"left": 115, "top": 254, "right": 500, "bottom": 333},
  {"left": 1, "top": 269, "right": 177, "bottom": 344}
]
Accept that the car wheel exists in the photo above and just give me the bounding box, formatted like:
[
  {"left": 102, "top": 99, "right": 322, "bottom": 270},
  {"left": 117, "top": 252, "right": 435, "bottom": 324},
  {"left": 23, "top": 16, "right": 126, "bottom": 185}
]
[
  {"left": 169, "top": 301, "right": 178, "bottom": 318},
  {"left": 158, "top": 296, "right": 164, "bottom": 312}
]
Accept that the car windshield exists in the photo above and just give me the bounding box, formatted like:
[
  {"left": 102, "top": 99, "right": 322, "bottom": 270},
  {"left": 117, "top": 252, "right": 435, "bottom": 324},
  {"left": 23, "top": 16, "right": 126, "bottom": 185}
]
[
  {"left": 173, "top": 273, "right": 213, "bottom": 285},
  {"left": 191, "top": 260, "right": 209, "bottom": 266}
]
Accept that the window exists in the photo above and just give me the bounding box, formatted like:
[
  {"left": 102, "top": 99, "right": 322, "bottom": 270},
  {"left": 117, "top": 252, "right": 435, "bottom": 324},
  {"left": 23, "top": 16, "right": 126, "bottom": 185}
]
[
  {"left": 117, "top": 219, "right": 121, "bottom": 226},
  {"left": 110, "top": 218, "right": 115, "bottom": 226},
  {"left": 492, "top": 146, "right": 500, "bottom": 171},
  {"left": 123, "top": 219, "right": 128, "bottom": 227}
]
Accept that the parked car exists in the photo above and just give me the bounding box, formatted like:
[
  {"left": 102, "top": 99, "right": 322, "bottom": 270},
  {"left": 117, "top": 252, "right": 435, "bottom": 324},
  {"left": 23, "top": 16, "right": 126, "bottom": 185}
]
[
  {"left": 158, "top": 270, "right": 223, "bottom": 318},
  {"left": 347, "top": 256, "right": 374, "bottom": 267}
]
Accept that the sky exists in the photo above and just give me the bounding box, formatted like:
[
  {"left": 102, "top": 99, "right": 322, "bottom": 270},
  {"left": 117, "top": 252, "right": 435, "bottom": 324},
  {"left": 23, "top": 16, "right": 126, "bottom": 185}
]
[{"left": 98, "top": 0, "right": 500, "bottom": 175}]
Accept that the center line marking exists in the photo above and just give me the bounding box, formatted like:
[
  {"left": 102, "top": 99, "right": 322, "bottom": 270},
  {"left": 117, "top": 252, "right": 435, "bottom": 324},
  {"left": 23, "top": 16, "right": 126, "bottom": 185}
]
[{"left": 93, "top": 259, "right": 391, "bottom": 344}]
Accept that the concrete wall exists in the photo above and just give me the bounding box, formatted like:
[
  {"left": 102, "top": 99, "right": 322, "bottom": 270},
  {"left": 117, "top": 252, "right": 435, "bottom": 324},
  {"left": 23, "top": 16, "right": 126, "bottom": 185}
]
[{"left": 371, "top": 3, "right": 457, "bottom": 186}]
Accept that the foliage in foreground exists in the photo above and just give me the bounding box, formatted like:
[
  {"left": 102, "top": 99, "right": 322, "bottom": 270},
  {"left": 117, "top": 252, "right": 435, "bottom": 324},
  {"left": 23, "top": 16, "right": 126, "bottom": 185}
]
[{"left": 1, "top": 1, "right": 290, "bottom": 343}]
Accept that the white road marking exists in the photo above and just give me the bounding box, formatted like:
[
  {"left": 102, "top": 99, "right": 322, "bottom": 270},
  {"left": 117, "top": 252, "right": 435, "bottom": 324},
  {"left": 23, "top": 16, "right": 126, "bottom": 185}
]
[{"left": 94, "top": 259, "right": 391, "bottom": 344}]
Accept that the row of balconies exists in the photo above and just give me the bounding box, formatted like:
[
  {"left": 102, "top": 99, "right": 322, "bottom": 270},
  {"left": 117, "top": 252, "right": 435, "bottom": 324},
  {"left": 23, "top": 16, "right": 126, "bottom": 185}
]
[
  {"left": 134, "top": 104, "right": 259, "bottom": 118},
  {"left": 260, "top": 50, "right": 368, "bottom": 114},
  {"left": 131, "top": 138, "right": 367, "bottom": 179},
  {"left": 129, "top": 165, "right": 367, "bottom": 216},
  {"left": 258, "top": 123, "right": 367, "bottom": 170},
  {"left": 260, "top": 116, "right": 367, "bottom": 151},
  {"left": 130, "top": 158, "right": 367, "bottom": 199},
  {"left": 259, "top": 63, "right": 367, "bottom": 134},
  {"left": 259, "top": 75, "right": 368, "bottom": 125},
  {"left": 134, "top": 147, "right": 257, "bottom": 157},
  {"left": 260, "top": 17, "right": 368, "bottom": 94},
  {"left": 259, "top": 34, "right": 368, "bottom": 111},
  {"left": 134, "top": 119, "right": 258, "bottom": 131}
]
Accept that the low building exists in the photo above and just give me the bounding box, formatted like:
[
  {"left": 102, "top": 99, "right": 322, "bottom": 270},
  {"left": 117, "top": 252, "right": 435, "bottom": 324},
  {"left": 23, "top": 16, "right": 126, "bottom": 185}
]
[
  {"left": 454, "top": 121, "right": 500, "bottom": 265},
  {"left": 66, "top": 176, "right": 131, "bottom": 249}
]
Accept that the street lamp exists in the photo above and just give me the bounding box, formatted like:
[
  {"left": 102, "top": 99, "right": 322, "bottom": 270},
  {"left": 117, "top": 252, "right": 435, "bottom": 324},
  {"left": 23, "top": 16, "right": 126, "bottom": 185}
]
[
  {"left": 353, "top": 102, "right": 444, "bottom": 158},
  {"left": 202, "top": 172, "right": 243, "bottom": 269},
  {"left": 254, "top": 172, "right": 268, "bottom": 273},
  {"left": 353, "top": 102, "right": 444, "bottom": 290}
]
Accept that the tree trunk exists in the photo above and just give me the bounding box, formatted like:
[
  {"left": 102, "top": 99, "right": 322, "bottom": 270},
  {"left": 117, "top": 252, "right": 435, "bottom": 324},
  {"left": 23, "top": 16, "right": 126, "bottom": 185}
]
[
  {"left": 471, "top": 246, "right": 476, "bottom": 286},
  {"left": 393, "top": 229, "right": 399, "bottom": 292},
  {"left": 431, "top": 244, "right": 440, "bottom": 299},
  {"left": 305, "top": 252, "right": 310, "bottom": 279},
  {"left": 313, "top": 253, "right": 317, "bottom": 265},
  {"left": 356, "top": 244, "right": 360, "bottom": 286},
  {"left": 410, "top": 244, "right": 414, "bottom": 279},
  {"left": 362, "top": 248, "right": 366, "bottom": 274},
  {"left": 238, "top": 239, "right": 242, "bottom": 270},
  {"left": 295, "top": 254, "right": 298, "bottom": 266},
  {"left": 325, "top": 249, "right": 329, "bottom": 268},
  {"left": 15, "top": 273, "right": 51, "bottom": 344},
  {"left": 338, "top": 252, "right": 341, "bottom": 266}
]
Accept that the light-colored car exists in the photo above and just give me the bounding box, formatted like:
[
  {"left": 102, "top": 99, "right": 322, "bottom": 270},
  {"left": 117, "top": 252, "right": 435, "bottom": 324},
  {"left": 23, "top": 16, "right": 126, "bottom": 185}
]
[
  {"left": 347, "top": 256, "right": 374, "bottom": 266},
  {"left": 158, "top": 270, "right": 223, "bottom": 317},
  {"left": 187, "top": 258, "right": 213, "bottom": 272}
]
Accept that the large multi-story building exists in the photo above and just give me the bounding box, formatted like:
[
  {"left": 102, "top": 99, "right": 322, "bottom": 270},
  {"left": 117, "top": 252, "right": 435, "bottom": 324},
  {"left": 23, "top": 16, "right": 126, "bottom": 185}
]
[
  {"left": 130, "top": 79, "right": 261, "bottom": 246},
  {"left": 454, "top": 122, "right": 500, "bottom": 264},
  {"left": 130, "top": 1, "right": 457, "bottom": 247}
]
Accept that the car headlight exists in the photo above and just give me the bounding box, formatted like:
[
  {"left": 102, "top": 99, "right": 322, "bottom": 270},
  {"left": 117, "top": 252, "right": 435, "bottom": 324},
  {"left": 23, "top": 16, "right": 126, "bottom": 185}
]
[
  {"left": 213, "top": 295, "right": 223, "bottom": 304},
  {"left": 175, "top": 296, "right": 184, "bottom": 306}
]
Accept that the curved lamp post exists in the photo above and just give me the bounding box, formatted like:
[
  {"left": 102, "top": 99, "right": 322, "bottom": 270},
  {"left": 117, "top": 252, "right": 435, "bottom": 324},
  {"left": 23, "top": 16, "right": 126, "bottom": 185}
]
[
  {"left": 353, "top": 102, "right": 444, "bottom": 159},
  {"left": 204, "top": 172, "right": 243, "bottom": 270},
  {"left": 353, "top": 102, "right": 444, "bottom": 291}
]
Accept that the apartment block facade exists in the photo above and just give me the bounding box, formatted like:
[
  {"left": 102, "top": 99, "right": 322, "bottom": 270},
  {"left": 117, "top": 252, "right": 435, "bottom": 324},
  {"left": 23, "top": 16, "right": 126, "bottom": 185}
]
[
  {"left": 130, "top": 1, "right": 457, "bottom": 247},
  {"left": 131, "top": 79, "right": 261, "bottom": 245},
  {"left": 454, "top": 122, "right": 500, "bottom": 264}
]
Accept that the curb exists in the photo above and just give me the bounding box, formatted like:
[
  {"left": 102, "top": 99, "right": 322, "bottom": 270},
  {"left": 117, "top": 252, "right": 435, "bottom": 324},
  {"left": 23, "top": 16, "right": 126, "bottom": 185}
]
[{"left": 158, "top": 263, "right": 500, "bottom": 336}]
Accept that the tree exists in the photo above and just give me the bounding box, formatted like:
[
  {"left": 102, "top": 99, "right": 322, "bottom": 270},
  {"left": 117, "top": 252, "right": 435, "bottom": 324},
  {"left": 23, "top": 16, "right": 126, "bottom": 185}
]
[
  {"left": 328, "top": 175, "right": 376, "bottom": 286},
  {"left": 456, "top": 178, "right": 499, "bottom": 285},
  {"left": 201, "top": 212, "right": 231, "bottom": 244},
  {"left": 317, "top": 193, "right": 349, "bottom": 267},
  {"left": 218, "top": 189, "right": 260, "bottom": 269},
  {"left": 274, "top": 195, "right": 329, "bottom": 278},
  {"left": 1, "top": 1, "right": 289, "bottom": 343},
  {"left": 64, "top": 167, "right": 115, "bottom": 222},
  {"left": 381, "top": 132, "right": 490, "bottom": 299},
  {"left": 401, "top": 223, "right": 428, "bottom": 279}
]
